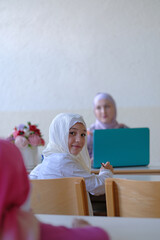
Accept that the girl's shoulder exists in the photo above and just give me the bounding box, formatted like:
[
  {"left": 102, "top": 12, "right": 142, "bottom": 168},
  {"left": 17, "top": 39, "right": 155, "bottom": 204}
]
[
  {"left": 118, "top": 123, "right": 129, "bottom": 129},
  {"left": 45, "top": 153, "right": 73, "bottom": 163}
]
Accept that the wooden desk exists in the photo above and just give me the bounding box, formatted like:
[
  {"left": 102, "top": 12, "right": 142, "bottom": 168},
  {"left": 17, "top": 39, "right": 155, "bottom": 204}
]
[
  {"left": 114, "top": 174, "right": 160, "bottom": 181},
  {"left": 91, "top": 164, "right": 160, "bottom": 174},
  {"left": 36, "top": 214, "right": 160, "bottom": 240}
]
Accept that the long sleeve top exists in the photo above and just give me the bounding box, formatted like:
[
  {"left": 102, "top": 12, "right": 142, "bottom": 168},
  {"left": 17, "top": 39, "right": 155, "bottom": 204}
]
[
  {"left": 29, "top": 153, "right": 113, "bottom": 196},
  {"left": 40, "top": 222, "right": 110, "bottom": 240}
]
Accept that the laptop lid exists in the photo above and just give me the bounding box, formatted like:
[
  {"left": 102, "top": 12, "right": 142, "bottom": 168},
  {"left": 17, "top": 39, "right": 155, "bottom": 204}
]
[{"left": 93, "top": 128, "right": 150, "bottom": 168}]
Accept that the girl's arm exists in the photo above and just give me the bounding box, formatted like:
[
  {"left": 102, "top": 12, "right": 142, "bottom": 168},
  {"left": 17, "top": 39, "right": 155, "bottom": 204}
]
[{"left": 40, "top": 220, "right": 110, "bottom": 240}]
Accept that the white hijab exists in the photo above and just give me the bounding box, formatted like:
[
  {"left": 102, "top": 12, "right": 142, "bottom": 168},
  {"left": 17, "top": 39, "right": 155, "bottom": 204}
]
[{"left": 43, "top": 113, "right": 91, "bottom": 173}]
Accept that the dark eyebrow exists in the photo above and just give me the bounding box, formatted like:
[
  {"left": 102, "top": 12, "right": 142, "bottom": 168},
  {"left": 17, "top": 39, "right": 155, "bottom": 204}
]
[{"left": 70, "top": 127, "right": 86, "bottom": 132}]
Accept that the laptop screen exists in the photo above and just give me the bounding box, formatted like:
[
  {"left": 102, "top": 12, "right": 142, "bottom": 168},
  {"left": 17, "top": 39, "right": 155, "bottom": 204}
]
[{"left": 93, "top": 128, "right": 150, "bottom": 168}]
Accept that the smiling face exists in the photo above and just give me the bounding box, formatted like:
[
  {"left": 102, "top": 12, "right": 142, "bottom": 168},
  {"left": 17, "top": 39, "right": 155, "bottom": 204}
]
[
  {"left": 94, "top": 98, "right": 115, "bottom": 124},
  {"left": 68, "top": 122, "right": 86, "bottom": 155}
]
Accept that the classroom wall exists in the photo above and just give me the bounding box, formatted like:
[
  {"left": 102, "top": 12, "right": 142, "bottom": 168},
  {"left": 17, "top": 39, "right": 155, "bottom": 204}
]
[{"left": 0, "top": 0, "right": 160, "bottom": 164}]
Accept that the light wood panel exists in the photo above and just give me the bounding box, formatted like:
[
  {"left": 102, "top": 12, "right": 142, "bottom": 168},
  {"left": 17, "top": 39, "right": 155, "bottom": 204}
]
[{"left": 30, "top": 177, "right": 89, "bottom": 216}]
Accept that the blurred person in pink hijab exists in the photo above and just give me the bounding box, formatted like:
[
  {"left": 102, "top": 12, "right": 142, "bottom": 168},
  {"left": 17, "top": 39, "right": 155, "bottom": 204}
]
[
  {"left": 87, "top": 92, "right": 128, "bottom": 159},
  {"left": 0, "top": 139, "right": 110, "bottom": 240}
]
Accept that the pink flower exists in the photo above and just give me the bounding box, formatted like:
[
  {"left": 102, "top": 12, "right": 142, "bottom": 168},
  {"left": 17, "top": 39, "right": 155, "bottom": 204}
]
[
  {"left": 28, "top": 134, "right": 42, "bottom": 146},
  {"left": 8, "top": 122, "right": 45, "bottom": 148},
  {"left": 15, "top": 136, "right": 29, "bottom": 149},
  {"left": 13, "top": 130, "right": 19, "bottom": 139},
  {"left": 13, "top": 130, "right": 24, "bottom": 138}
]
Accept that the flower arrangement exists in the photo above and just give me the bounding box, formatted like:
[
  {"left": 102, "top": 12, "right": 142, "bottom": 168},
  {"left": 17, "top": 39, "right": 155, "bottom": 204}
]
[{"left": 7, "top": 122, "right": 45, "bottom": 149}]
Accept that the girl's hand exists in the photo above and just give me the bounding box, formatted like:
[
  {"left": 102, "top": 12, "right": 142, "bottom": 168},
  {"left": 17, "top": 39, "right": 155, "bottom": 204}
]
[
  {"left": 100, "top": 161, "right": 113, "bottom": 173},
  {"left": 87, "top": 130, "right": 93, "bottom": 136},
  {"left": 119, "top": 123, "right": 125, "bottom": 128},
  {"left": 72, "top": 219, "right": 91, "bottom": 228}
]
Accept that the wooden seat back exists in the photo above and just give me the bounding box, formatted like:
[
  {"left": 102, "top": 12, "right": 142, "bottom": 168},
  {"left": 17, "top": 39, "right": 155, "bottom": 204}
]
[
  {"left": 105, "top": 178, "right": 160, "bottom": 218},
  {"left": 30, "top": 177, "right": 89, "bottom": 215}
]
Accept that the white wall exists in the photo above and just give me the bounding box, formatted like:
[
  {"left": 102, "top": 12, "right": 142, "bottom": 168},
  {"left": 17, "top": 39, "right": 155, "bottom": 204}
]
[{"left": 0, "top": 0, "right": 160, "bottom": 164}]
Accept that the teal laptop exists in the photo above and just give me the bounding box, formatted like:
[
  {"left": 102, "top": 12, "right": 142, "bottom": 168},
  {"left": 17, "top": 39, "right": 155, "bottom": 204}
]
[{"left": 93, "top": 128, "right": 150, "bottom": 168}]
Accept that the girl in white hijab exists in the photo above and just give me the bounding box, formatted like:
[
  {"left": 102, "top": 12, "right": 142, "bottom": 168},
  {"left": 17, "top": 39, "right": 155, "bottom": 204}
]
[{"left": 30, "top": 113, "right": 113, "bottom": 215}]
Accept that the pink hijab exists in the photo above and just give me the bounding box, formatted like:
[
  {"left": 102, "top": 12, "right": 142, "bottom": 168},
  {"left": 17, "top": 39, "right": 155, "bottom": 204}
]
[
  {"left": 93, "top": 92, "right": 120, "bottom": 129},
  {"left": 0, "top": 139, "right": 39, "bottom": 240}
]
